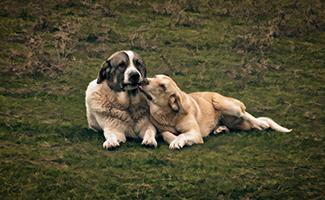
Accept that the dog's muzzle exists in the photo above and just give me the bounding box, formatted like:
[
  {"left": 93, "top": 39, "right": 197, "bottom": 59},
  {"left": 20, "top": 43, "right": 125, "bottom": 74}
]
[
  {"left": 139, "top": 84, "right": 153, "bottom": 101},
  {"left": 123, "top": 69, "right": 143, "bottom": 90},
  {"left": 129, "top": 71, "right": 140, "bottom": 84}
]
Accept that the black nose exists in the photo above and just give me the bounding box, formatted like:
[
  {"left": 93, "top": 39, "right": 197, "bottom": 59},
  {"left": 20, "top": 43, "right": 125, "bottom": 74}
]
[{"left": 129, "top": 72, "right": 140, "bottom": 84}]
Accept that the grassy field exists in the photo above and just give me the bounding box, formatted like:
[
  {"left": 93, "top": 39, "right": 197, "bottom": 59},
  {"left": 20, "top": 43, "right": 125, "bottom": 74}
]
[{"left": 0, "top": 0, "right": 324, "bottom": 199}]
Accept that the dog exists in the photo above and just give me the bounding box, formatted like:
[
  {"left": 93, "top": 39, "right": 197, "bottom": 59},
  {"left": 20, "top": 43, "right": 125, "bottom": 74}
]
[
  {"left": 139, "top": 75, "right": 291, "bottom": 149},
  {"left": 85, "top": 50, "right": 157, "bottom": 149}
]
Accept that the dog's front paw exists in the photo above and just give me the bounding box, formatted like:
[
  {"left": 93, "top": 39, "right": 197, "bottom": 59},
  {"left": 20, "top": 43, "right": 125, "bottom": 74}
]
[
  {"left": 141, "top": 135, "right": 158, "bottom": 147},
  {"left": 103, "top": 134, "right": 120, "bottom": 149},
  {"left": 169, "top": 135, "right": 186, "bottom": 149},
  {"left": 141, "top": 129, "right": 157, "bottom": 147},
  {"left": 214, "top": 125, "right": 230, "bottom": 134}
]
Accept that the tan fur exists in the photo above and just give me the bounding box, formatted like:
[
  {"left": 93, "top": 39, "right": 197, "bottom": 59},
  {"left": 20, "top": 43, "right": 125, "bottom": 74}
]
[{"left": 141, "top": 75, "right": 291, "bottom": 149}]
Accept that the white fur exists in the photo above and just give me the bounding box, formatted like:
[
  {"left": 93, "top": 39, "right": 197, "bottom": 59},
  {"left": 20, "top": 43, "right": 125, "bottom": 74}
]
[
  {"left": 242, "top": 112, "right": 269, "bottom": 130},
  {"left": 257, "top": 117, "right": 292, "bottom": 133},
  {"left": 169, "top": 134, "right": 187, "bottom": 149},
  {"left": 103, "top": 131, "right": 120, "bottom": 148},
  {"left": 169, "top": 130, "right": 202, "bottom": 149},
  {"left": 123, "top": 50, "right": 142, "bottom": 84},
  {"left": 85, "top": 79, "right": 101, "bottom": 131},
  {"left": 141, "top": 129, "right": 158, "bottom": 147},
  {"left": 214, "top": 126, "right": 229, "bottom": 134},
  {"left": 86, "top": 79, "right": 98, "bottom": 97}
]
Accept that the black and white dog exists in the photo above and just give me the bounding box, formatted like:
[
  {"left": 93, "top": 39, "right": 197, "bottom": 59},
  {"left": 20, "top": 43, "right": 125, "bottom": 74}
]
[{"left": 85, "top": 50, "right": 157, "bottom": 149}]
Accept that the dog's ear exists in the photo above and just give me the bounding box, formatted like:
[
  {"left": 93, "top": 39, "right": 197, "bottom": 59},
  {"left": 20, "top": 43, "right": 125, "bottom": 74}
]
[
  {"left": 169, "top": 92, "right": 182, "bottom": 112},
  {"left": 97, "top": 60, "right": 110, "bottom": 84}
]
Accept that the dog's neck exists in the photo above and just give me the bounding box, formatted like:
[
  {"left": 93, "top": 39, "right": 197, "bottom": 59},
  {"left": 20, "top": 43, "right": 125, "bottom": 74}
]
[
  {"left": 149, "top": 101, "right": 184, "bottom": 128},
  {"left": 127, "top": 89, "right": 138, "bottom": 96},
  {"left": 150, "top": 106, "right": 177, "bottom": 128},
  {"left": 100, "top": 83, "right": 142, "bottom": 109},
  {"left": 126, "top": 89, "right": 142, "bottom": 105}
]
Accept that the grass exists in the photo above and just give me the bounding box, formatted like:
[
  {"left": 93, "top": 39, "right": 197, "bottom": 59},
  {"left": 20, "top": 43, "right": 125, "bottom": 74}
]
[{"left": 0, "top": 0, "right": 324, "bottom": 199}]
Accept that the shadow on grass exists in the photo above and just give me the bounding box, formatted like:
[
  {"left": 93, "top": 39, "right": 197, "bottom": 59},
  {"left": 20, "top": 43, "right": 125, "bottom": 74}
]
[{"left": 0, "top": 121, "right": 103, "bottom": 143}]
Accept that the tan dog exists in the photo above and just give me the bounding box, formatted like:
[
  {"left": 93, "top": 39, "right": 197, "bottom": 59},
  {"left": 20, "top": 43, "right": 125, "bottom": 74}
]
[{"left": 139, "top": 75, "right": 291, "bottom": 149}]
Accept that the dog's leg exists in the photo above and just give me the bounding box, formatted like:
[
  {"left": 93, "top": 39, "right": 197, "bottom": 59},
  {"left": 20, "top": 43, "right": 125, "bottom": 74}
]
[
  {"left": 169, "top": 130, "right": 203, "bottom": 149},
  {"left": 141, "top": 129, "right": 157, "bottom": 147},
  {"left": 257, "top": 117, "right": 292, "bottom": 132},
  {"left": 86, "top": 109, "right": 100, "bottom": 131},
  {"left": 213, "top": 96, "right": 269, "bottom": 130},
  {"left": 241, "top": 114, "right": 292, "bottom": 132},
  {"left": 94, "top": 115, "right": 126, "bottom": 149},
  {"left": 139, "top": 120, "right": 157, "bottom": 147},
  {"left": 161, "top": 131, "right": 177, "bottom": 144},
  {"left": 212, "top": 95, "right": 246, "bottom": 117},
  {"left": 241, "top": 112, "right": 270, "bottom": 130},
  {"left": 102, "top": 128, "right": 126, "bottom": 149},
  {"left": 213, "top": 96, "right": 291, "bottom": 132}
]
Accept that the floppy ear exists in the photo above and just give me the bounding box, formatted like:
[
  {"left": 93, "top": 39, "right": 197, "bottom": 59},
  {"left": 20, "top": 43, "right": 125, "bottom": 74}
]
[
  {"left": 169, "top": 93, "right": 182, "bottom": 112},
  {"left": 97, "top": 60, "right": 110, "bottom": 84}
]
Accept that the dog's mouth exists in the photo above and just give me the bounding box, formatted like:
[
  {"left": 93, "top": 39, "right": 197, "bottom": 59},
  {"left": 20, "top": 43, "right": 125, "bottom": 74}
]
[
  {"left": 122, "top": 78, "right": 149, "bottom": 91},
  {"left": 139, "top": 85, "right": 153, "bottom": 101},
  {"left": 122, "top": 83, "right": 139, "bottom": 90}
]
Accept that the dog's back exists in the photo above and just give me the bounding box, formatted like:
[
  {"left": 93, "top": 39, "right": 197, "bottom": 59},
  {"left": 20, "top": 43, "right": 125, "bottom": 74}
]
[{"left": 85, "top": 79, "right": 101, "bottom": 131}]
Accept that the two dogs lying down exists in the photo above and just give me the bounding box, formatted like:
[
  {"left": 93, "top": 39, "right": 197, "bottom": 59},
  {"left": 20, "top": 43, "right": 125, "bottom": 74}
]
[{"left": 86, "top": 50, "right": 291, "bottom": 150}]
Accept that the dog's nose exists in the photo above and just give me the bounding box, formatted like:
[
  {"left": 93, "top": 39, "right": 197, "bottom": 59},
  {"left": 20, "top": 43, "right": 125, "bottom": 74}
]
[{"left": 129, "top": 72, "right": 140, "bottom": 84}]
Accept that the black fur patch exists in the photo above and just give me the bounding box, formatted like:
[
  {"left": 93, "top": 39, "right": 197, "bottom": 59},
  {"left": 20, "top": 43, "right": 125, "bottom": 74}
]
[
  {"left": 132, "top": 52, "right": 146, "bottom": 78},
  {"left": 97, "top": 52, "right": 129, "bottom": 91},
  {"left": 127, "top": 89, "right": 139, "bottom": 96}
]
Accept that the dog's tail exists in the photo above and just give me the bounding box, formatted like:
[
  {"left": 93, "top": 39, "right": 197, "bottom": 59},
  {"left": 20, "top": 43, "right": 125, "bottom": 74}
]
[{"left": 257, "top": 117, "right": 292, "bottom": 133}]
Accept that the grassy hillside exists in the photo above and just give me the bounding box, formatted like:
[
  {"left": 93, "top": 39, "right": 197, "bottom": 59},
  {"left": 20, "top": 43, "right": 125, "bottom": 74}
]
[{"left": 0, "top": 0, "right": 324, "bottom": 199}]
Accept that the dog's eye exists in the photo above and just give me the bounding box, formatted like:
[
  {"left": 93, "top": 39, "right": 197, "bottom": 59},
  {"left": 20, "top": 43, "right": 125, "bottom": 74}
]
[
  {"left": 118, "top": 63, "right": 125, "bottom": 68},
  {"left": 134, "top": 59, "right": 141, "bottom": 66},
  {"left": 159, "top": 84, "right": 166, "bottom": 91}
]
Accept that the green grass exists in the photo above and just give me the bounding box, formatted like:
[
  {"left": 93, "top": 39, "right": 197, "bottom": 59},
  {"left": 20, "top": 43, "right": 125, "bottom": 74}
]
[{"left": 0, "top": 0, "right": 324, "bottom": 199}]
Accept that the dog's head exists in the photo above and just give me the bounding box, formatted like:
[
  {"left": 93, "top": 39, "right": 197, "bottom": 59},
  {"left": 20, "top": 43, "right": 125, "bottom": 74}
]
[
  {"left": 97, "top": 50, "right": 147, "bottom": 92},
  {"left": 139, "top": 75, "right": 184, "bottom": 112}
]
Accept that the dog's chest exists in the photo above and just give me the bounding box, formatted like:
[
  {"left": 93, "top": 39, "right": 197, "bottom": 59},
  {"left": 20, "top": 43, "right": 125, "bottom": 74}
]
[
  {"left": 126, "top": 103, "right": 148, "bottom": 123},
  {"left": 99, "top": 88, "right": 144, "bottom": 116},
  {"left": 105, "top": 102, "right": 148, "bottom": 124}
]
